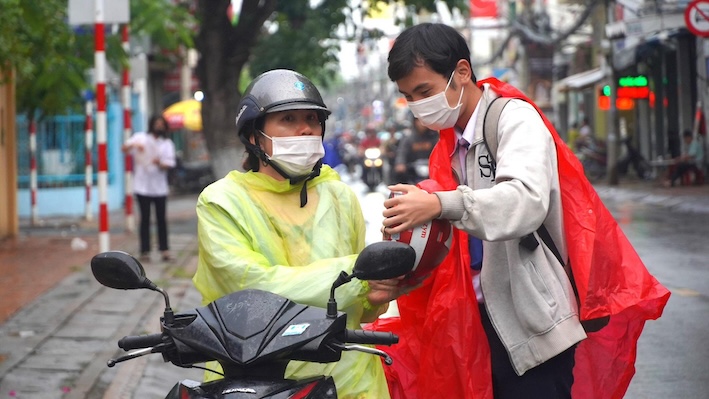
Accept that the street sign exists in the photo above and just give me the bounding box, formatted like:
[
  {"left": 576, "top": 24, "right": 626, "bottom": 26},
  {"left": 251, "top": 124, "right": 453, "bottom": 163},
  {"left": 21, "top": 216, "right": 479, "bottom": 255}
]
[
  {"left": 685, "top": 0, "right": 709, "bottom": 37},
  {"left": 68, "top": 0, "right": 129, "bottom": 25}
]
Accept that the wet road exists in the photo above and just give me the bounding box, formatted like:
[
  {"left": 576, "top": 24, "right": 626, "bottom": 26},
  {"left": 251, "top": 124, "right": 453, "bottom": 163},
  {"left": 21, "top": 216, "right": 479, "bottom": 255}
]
[{"left": 607, "top": 199, "right": 709, "bottom": 399}]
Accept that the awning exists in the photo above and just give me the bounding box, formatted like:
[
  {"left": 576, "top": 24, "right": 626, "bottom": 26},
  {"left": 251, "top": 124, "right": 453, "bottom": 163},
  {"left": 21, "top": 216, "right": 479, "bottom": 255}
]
[{"left": 556, "top": 68, "right": 606, "bottom": 92}]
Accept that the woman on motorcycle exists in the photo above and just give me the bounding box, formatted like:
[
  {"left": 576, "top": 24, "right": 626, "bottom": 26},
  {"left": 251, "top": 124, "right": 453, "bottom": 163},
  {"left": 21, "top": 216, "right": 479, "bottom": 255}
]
[{"left": 192, "top": 69, "right": 405, "bottom": 399}]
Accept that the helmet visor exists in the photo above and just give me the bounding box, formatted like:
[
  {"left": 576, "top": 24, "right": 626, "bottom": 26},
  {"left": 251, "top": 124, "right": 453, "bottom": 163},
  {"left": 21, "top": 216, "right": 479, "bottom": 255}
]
[{"left": 267, "top": 101, "right": 331, "bottom": 116}]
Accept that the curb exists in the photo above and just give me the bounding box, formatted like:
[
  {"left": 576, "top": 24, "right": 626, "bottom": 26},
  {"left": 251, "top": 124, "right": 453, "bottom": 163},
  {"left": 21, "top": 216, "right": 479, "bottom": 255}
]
[{"left": 594, "top": 184, "right": 709, "bottom": 214}]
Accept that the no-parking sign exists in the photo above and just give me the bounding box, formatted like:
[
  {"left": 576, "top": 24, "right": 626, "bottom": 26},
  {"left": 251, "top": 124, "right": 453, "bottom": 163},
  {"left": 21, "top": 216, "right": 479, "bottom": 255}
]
[{"left": 686, "top": 0, "right": 709, "bottom": 37}]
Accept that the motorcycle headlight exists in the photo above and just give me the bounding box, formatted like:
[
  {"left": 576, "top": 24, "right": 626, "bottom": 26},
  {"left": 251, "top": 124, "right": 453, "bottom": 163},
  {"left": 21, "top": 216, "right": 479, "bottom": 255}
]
[
  {"left": 364, "top": 159, "right": 373, "bottom": 167},
  {"left": 374, "top": 159, "right": 383, "bottom": 167},
  {"left": 364, "top": 148, "right": 381, "bottom": 159}
]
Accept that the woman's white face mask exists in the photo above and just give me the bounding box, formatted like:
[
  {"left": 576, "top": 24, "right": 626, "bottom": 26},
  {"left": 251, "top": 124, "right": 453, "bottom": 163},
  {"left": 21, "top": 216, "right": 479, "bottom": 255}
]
[
  {"left": 407, "top": 72, "right": 464, "bottom": 131},
  {"left": 259, "top": 131, "right": 325, "bottom": 177}
]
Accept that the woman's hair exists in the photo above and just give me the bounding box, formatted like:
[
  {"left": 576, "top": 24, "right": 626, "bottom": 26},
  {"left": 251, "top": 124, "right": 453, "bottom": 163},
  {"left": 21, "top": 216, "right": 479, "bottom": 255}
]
[
  {"left": 148, "top": 114, "right": 170, "bottom": 137},
  {"left": 387, "top": 23, "right": 476, "bottom": 84},
  {"left": 241, "top": 117, "right": 266, "bottom": 172}
]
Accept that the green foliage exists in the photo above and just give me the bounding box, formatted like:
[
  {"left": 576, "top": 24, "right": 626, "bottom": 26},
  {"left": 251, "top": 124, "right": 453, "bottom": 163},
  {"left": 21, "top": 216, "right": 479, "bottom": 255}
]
[
  {"left": 249, "top": 0, "right": 349, "bottom": 88},
  {"left": 130, "top": 0, "right": 196, "bottom": 64},
  {"left": 246, "top": 0, "right": 467, "bottom": 87},
  {"left": 0, "top": 0, "right": 196, "bottom": 119},
  {"left": 0, "top": 0, "right": 28, "bottom": 71},
  {"left": 8, "top": 1, "right": 89, "bottom": 118}
]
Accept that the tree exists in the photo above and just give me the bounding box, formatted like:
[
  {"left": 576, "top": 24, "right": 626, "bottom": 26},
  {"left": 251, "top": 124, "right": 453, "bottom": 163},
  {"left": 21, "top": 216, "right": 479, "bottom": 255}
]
[
  {"left": 0, "top": 0, "right": 195, "bottom": 120},
  {"left": 0, "top": 1, "right": 89, "bottom": 121},
  {"left": 196, "top": 0, "right": 466, "bottom": 178}
]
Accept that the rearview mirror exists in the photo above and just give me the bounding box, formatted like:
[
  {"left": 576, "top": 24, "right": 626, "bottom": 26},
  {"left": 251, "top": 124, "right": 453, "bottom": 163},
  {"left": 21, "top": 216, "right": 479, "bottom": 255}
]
[
  {"left": 90, "top": 251, "right": 156, "bottom": 290},
  {"left": 352, "top": 241, "right": 416, "bottom": 281}
]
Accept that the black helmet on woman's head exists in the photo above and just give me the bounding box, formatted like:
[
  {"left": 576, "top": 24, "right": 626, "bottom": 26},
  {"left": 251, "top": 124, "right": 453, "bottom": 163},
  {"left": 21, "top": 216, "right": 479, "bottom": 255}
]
[
  {"left": 235, "top": 69, "right": 331, "bottom": 137},
  {"left": 236, "top": 70, "right": 330, "bottom": 208}
]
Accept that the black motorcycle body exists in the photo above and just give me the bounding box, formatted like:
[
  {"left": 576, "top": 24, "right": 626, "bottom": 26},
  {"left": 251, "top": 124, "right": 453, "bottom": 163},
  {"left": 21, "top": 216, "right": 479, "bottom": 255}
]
[
  {"left": 169, "top": 158, "right": 215, "bottom": 193},
  {"left": 90, "top": 241, "right": 415, "bottom": 399},
  {"left": 401, "top": 159, "right": 430, "bottom": 184}
]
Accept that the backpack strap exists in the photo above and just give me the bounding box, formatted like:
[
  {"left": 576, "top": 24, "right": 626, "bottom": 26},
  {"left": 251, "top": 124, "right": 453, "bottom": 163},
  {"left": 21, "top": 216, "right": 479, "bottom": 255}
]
[
  {"left": 482, "top": 96, "right": 565, "bottom": 267},
  {"left": 482, "top": 97, "right": 512, "bottom": 177}
]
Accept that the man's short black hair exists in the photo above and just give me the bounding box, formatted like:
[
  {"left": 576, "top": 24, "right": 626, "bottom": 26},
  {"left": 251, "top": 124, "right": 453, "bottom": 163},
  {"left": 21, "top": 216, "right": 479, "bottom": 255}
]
[{"left": 387, "top": 23, "right": 476, "bottom": 84}]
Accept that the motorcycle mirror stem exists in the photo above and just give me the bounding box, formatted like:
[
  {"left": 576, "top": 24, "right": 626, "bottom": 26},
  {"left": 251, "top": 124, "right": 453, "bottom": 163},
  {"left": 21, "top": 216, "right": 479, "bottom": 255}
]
[
  {"left": 90, "top": 251, "right": 175, "bottom": 325},
  {"left": 327, "top": 271, "right": 352, "bottom": 319}
]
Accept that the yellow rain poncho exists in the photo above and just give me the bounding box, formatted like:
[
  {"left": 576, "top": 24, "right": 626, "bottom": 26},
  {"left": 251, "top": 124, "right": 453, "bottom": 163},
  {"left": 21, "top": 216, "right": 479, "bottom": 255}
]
[{"left": 192, "top": 165, "right": 390, "bottom": 399}]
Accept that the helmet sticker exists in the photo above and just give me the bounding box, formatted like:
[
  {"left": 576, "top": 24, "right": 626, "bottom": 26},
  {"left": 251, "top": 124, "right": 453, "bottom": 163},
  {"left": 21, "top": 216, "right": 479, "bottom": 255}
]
[
  {"left": 294, "top": 81, "right": 306, "bottom": 91},
  {"left": 235, "top": 104, "right": 248, "bottom": 126}
]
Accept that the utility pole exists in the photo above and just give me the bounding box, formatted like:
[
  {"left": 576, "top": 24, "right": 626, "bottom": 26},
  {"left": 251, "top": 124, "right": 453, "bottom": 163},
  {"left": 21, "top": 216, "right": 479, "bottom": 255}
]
[{"left": 605, "top": 0, "right": 619, "bottom": 185}]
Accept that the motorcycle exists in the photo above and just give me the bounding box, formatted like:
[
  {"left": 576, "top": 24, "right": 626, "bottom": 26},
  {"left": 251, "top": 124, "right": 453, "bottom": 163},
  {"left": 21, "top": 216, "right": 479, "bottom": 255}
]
[
  {"left": 90, "top": 240, "right": 415, "bottom": 398},
  {"left": 576, "top": 137, "right": 607, "bottom": 181},
  {"left": 616, "top": 137, "right": 652, "bottom": 180},
  {"left": 404, "top": 159, "right": 430, "bottom": 184},
  {"left": 362, "top": 147, "right": 384, "bottom": 191},
  {"left": 169, "top": 157, "right": 215, "bottom": 194}
]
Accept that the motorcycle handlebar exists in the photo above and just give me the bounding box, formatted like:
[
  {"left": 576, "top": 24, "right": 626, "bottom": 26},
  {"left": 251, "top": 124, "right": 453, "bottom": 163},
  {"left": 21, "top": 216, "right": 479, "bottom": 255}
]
[
  {"left": 344, "top": 330, "right": 399, "bottom": 346},
  {"left": 118, "top": 333, "right": 164, "bottom": 351}
]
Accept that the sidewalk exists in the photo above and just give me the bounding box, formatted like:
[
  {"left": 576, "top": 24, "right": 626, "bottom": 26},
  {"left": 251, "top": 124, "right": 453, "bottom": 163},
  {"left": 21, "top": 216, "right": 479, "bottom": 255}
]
[
  {"left": 0, "top": 180, "right": 707, "bottom": 398},
  {"left": 0, "top": 194, "right": 198, "bottom": 325},
  {"left": 0, "top": 194, "right": 200, "bottom": 398}
]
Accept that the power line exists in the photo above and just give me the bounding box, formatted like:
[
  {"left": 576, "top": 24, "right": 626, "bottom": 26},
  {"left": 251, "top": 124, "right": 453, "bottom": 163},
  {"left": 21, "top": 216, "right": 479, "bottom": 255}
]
[{"left": 473, "top": 0, "right": 603, "bottom": 67}]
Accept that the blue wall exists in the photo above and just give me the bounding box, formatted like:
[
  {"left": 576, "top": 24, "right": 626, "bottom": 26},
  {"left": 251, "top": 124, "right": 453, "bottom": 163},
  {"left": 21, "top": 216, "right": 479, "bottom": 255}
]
[{"left": 17, "top": 100, "right": 138, "bottom": 218}]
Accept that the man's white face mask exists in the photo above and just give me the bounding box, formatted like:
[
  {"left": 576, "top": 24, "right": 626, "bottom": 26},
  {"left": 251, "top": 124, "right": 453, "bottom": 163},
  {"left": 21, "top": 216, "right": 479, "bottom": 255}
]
[
  {"left": 407, "top": 72, "right": 464, "bottom": 131},
  {"left": 259, "top": 131, "right": 325, "bottom": 177}
]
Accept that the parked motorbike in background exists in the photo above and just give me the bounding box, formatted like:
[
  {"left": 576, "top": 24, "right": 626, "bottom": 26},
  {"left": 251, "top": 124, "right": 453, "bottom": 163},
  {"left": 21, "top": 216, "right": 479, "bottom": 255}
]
[
  {"left": 168, "top": 157, "right": 215, "bottom": 193},
  {"left": 404, "top": 159, "right": 430, "bottom": 184},
  {"left": 90, "top": 241, "right": 415, "bottom": 399},
  {"left": 616, "top": 137, "right": 652, "bottom": 180},
  {"left": 576, "top": 137, "right": 607, "bottom": 181},
  {"left": 362, "top": 147, "right": 384, "bottom": 191}
]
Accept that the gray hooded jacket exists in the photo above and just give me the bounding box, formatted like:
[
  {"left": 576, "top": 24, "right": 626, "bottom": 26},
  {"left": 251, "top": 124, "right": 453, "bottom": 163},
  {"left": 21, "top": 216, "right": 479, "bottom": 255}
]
[{"left": 435, "top": 84, "right": 587, "bottom": 376}]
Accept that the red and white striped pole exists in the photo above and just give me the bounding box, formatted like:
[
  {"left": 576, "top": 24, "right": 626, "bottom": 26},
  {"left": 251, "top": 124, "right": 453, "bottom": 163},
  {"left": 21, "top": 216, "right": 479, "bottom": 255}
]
[
  {"left": 95, "top": 0, "right": 110, "bottom": 252},
  {"left": 122, "top": 24, "right": 134, "bottom": 233},
  {"left": 29, "top": 119, "right": 38, "bottom": 225},
  {"left": 84, "top": 98, "right": 93, "bottom": 221}
]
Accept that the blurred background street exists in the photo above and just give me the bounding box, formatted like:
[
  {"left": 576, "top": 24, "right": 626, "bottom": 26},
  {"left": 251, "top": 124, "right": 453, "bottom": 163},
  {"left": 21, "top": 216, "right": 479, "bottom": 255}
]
[{"left": 2, "top": 0, "right": 709, "bottom": 398}]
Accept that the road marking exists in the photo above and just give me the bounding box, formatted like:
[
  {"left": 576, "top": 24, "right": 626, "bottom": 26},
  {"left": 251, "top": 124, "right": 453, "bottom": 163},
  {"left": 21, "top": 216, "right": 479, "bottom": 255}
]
[{"left": 672, "top": 287, "right": 701, "bottom": 297}]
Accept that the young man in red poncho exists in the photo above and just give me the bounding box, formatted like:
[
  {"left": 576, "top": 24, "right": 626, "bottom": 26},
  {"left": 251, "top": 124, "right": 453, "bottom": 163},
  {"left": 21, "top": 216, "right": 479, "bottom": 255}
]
[{"left": 373, "top": 23, "right": 670, "bottom": 399}]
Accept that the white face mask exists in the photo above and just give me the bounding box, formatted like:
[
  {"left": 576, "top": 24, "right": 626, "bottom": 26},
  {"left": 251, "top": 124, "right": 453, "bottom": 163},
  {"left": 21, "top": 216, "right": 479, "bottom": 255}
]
[
  {"left": 407, "top": 73, "right": 464, "bottom": 131},
  {"left": 259, "top": 131, "right": 325, "bottom": 177}
]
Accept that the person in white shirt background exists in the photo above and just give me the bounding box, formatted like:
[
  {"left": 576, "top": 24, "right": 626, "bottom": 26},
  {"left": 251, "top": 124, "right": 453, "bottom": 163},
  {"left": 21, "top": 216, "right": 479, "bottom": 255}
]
[{"left": 122, "top": 115, "right": 177, "bottom": 261}]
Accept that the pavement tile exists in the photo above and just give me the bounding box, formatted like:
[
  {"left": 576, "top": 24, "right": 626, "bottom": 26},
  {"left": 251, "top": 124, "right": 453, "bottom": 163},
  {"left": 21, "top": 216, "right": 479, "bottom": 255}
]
[
  {"left": 0, "top": 369, "right": 77, "bottom": 399},
  {"left": 82, "top": 290, "right": 143, "bottom": 314},
  {"left": 21, "top": 337, "right": 109, "bottom": 371},
  {"left": 54, "top": 312, "right": 129, "bottom": 340}
]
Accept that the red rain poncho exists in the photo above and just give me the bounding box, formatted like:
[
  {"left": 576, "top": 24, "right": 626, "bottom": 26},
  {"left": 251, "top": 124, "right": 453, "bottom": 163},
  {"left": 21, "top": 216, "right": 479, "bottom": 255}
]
[{"left": 368, "top": 77, "right": 670, "bottom": 399}]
